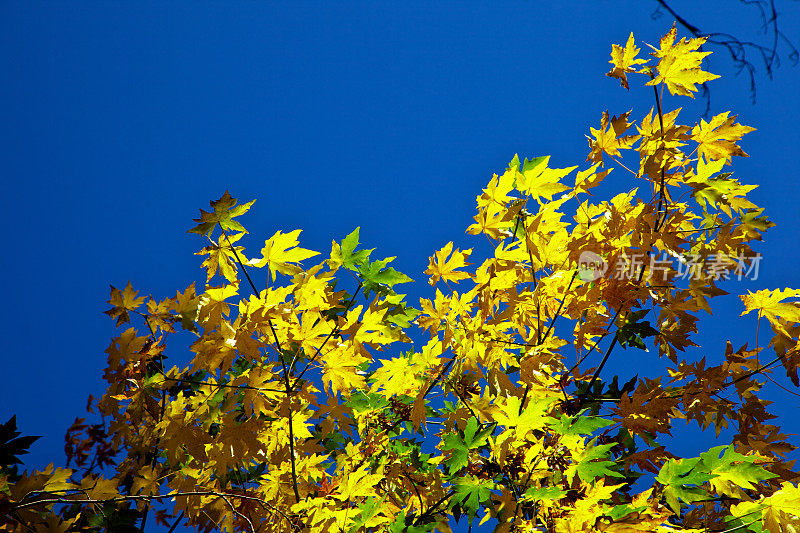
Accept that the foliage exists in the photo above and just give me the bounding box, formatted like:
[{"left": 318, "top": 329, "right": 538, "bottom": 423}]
[{"left": 2, "top": 25, "right": 800, "bottom": 533}]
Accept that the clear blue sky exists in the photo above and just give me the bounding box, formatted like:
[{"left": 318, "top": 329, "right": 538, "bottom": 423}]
[{"left": 2, "top": 1, "right": 799, "bottom": 529}]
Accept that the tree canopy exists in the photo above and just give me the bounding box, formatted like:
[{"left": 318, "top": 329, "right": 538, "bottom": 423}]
[{"left": 2, "top": 25, "right": 799, "bottom": 533}]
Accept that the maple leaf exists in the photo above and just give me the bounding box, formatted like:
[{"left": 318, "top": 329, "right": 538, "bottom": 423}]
[
  {"left": 741, "top": 288, "right": 800, "bottom": 334},
  {"left": 558, "top": 479, "right": 625, "bottom": 531},
  {"left": 565, "top": 438, "right": 624, "bottom": 484},
  {"left": 196, "top": 283, "right": 238, "bottom": 327},
  {"left": 131, "top": 465, "right": 160, "bottom": 496},
  {"left": 587, "top": 110, "right": 638, "bottom": 165},
  {"left": 656, "top": 456, "right": 714, "bottom": 514},
  {"left": 731, "top": 481, "right": 800, "bottom": 533},
  {"left": 355, "top": 255, "right": 413, "bottom": 295},
  {"left": 572, "top": 162, "right": 611, "bottom": 196},
  {"left": 334, "top": 465, "right": 383, "bottom": 501},
  {"left": 515, "top": 156, "right": 576, "bottom": 203},
  {"left": 425, "top": 242, "right": 472, "bottom": 286},
  {"left": 441, "top": 417, "right": 496, "bottom": 474},
  {"left": 546, "top": 412, "right": 613, "bottom": 437},
  {"left": 252, "top": 229, "right": 319, "bottom": 282},
  {"left": 0, "top": 416, "right": 40, "bottom": 473},
  {"left": 451, "top": 475, "right": 495, "bottom": 519},
  {"left": 645, "top": 23, "right": 720, "bottom": 98},
  {"left": 187, "top": 191, "right": 255, "bottom": 237},
  {"left": 700, "top": 445, "right": 777, "bottom": 497},
  {"left": 371, "top": 355, "right": 419, "bottom": 397},
  {"left": 494, "top": 396, "right": 555, "bottom": 439},
  {"left": 321, "top": 345, "right": 367, "bottom": 397},
  {"left": 172, "top": 283, "right": 201, "bottom": 332},
  {"left": 41, "top": 464, "right": 74, "bottom": 492},
  {"left": 329, "top": 227, "right": 373, "bottom": 271},
  {"left": 104, "top": 282, "right": 146, "bottom": 326},
  {"left": 348, "top": 496, "right": 389, "bottom": 533},
  {"left": 607, "top": 32, "right": 649, "bottom": 89},
  {"left": 79, "top": 475, "right": 119, "bottom": 500},
  {"left": 194, "top": 231, "right": 246, "bottom": 283},
  {"left": 691, "top": 111, "right": 755, "bottom": 164}
]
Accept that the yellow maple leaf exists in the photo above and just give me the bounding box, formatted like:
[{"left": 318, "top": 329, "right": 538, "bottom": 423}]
[
  {"left": 425, "top": 242, "right": 472, "bottom": 286},
  {"left": 691, "top": 111, "right": 755, "bottom": 164},
  {"left": 291, "top": 310, "right": 331, "bottom": 355},
  {"left": 572, "top": 162, "right": 611, "bottom": 196},
  {"left": 741, "top": 288, "right": 800, "bottom": 334},
  {"left": 334, "top": 465, "right": 384, "bottom": 501},
  {"left": 80, "top": 476, "right": 120, "bottom": 500},
  {"left": 105, "top": 282, "right": 146, "bottom": 326},
  {"left": 607, "top": 32, "right": 649, "bottom": 89},
  {"left": 252, "top": 229, "right": 320, "bottom": 282},
  {"left": 467, "top": 168, "right": 517, "bottom": 238},
  {"left": 587, "top": 110, "right": 638, "bottom": 166},
  {"left": 197, "top": 283, "right": 239, "bottom": 327},
  {"left": 646, "top": 23, "right": 720, "bottom": 98},
  {"left": 516, "top": 158, "right": 576, "bottom": 203},
  {"left": 321, "top": 344, "right": 367, "bottom": 397},
  {"left": 42, "top": 465, "right": 75, "bottom": 492},
  {"left": 730, "top": 482, "right": 800, "bottom": 533},
  {"left": 372, "top": 356, "right": 420, "bottom": 397},
  {"left": 131, "top": 465, "right": 160, "bottom": 496},
  {"left": 494, "top": 396, "right": 556, "bottom": 439},
  {"left": 194, "top": 231, "right": 246, "bottom": 283}
]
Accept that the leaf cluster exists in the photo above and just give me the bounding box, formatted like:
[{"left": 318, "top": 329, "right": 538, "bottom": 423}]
[{"left": 3, "top": 25, "right": 800, "bottom": 533}]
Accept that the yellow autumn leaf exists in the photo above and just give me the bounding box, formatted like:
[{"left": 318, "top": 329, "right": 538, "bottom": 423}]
[
  {"left": 730, "top": 482, "right": 800, "bottom": 533},
  {"left": 334, "top": 465, "right": 384, "bottom": 501},
  {"left": 42, "top": 465, "right": 74, "bottom": 492},
  {"left": 572, "top": 162, "right": 611, "bottom": 196},
  {"left": 194, "top": 231, "right": 246, "bottom": 283},
  {"left": 425, "top": 242, "right": 472, "bottom": 286},
  {"left": 646, "top": 23, "right": 720, "bottom": 98},
  {"left": 80, "top": 476, "right": 120, "bottom": 500},
  {"left": 131, "top": 465, "right": 160, "bottom": 496},
  {"left": 104, "top": 282, "right": 146, "bottom": 326},
  {"left": 691, "top": 111, "right": 755, "bottom": 164},
  {"left": 516, "top": 159, "right": 576, "bottom": 203},
  {"left": 607, "top": 32, "right": 649, "bottom": 89},
  {"left": 741, "top": 288, "right": 800, "bottom": 334},
  {"left": 372, "top": 356, "right": 420, "bottom": 397},
  {"left": 322, "top": 344, "right": 367, "bottom": 397},
  {"left": 587, "top": 110, "right": 638, "bottom": 166},
  {"left": 252, "top": 229, "right": 320, "bottom": 282}
]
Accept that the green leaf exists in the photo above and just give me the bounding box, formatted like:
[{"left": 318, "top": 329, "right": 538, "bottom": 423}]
[
  {"left": 700, "top": 445, "right": 778, "bottom": 491},
  {"left": 522, "top": 155, "right": 549, "bottom": 173},
  {"left": 656, "top": 457, "right": 708, "bottom": 486},
  {"left": 546, "top": 413, "right": 614, "bottom": 436},
  {"left": 331, "top": 227, "right": 373, "bottom": 271},
  {"left": 442, "top": 417, "right": 496, "bottom": 474},
  {"left": 345, "top": 390, "right": 389, "bottom": 414},
  {"left": 348, "top": 496, "right": 386, "bottom": 533},
  {"left": 356, "top": 256, "right": 413, "bottom": 295},
  {"left": 567, "top": 438, "right": 624, "bottom": 483},
  {"left": 656, "top": 456, "right": 714, "bottom": 513},
  {"left": 524, "top": 485, "right": 566, "bottom": 501},
  {"left": 451, "top": 475, "right": 495, "bottom": 518},
  {"left": 606, "top": 503, "right": 647, "bottom": 521},
  {"left": 188, "top": 191, "right": 255, "bottom": 236}
]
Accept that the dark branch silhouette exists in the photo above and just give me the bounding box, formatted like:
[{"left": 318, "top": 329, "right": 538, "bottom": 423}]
[{"left": 652, "top": 0, "right": 799, "bottom": 113}]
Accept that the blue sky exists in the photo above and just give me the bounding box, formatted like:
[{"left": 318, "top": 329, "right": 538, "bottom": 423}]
[{"left": 2, "top": 1, "right": 800, "bottom": 529}]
